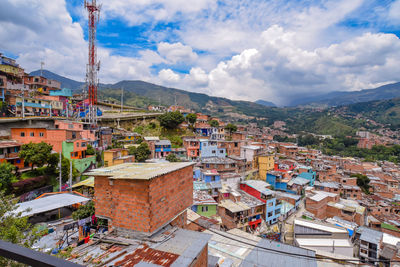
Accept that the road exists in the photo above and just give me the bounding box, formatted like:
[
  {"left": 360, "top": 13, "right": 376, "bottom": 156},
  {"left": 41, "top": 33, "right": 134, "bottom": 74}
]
[{"left": 280, "top": 198, "right": 305, "bottom": 244}]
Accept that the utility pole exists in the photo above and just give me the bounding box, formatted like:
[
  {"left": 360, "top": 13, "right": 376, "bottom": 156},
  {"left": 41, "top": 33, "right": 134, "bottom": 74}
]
[
  {"left": 59, "top": 150, "right": 62, "bottom": 192},
  {"left": 120, "top": 87, "right": 124, "bottom": 112},
  {"left": 69, "top": 160, "right": 73, "bottom": 192}
]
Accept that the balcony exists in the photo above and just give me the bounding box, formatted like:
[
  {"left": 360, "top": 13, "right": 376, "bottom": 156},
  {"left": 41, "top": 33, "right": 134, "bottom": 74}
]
[{"left": 4, "top": 152, "right": 19, "bottom": 159}]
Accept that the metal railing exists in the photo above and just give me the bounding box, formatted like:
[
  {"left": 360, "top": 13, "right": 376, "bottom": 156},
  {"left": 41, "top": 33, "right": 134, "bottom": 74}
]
[{"left": 0, "top": 240, "right": 82, "bottom": 267}]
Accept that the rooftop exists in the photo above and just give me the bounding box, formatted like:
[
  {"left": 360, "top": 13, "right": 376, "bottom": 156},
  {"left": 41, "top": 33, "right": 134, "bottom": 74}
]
[
  {"left": 201, "top": 157, "right": 235, "bottom": 164},
  {"left": 88, "top": 162, "right": 195, "bottom": 180},
  {"left": 294, "top": 218, "right": 348, "bottom": 234},
  {"left": 193, "top": 190, "right": 218, "bottom": 205},
  {"left": 13, "top": 193, "right": 89, "bottom": 217},
  {"left": 241, "top": 180, "right": 273, "bottom": 195},
  {"left": 69, "top": 227, "right": 211, "bottom": 267},
  {"left": 0, "top": 140, "right": 22, "bottom": 148}
]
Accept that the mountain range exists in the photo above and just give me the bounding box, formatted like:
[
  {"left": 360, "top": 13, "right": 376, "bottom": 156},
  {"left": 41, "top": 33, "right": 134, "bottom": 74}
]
[
  {"left": 31, "top": 70, "right": 400, "bottom": 109},
  {"left": 30, "top": 70, "right": 400, "bottom": 133}
]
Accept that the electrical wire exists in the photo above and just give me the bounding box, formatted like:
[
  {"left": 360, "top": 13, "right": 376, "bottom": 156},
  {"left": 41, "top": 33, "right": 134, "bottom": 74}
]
[{"left": 188, "top": 219, "right": 397, "bottom": 264}]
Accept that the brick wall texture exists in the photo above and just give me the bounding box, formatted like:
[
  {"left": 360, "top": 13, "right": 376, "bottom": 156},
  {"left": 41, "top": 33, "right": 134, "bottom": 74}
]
[{"left": 94, "top": 165, "right": 193, "bottom": 234}]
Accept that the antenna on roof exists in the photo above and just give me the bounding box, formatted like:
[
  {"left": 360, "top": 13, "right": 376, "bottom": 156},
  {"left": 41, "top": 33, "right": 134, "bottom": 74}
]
[{"left": 40, "top": 61, "right": 45, "bottom": 76}]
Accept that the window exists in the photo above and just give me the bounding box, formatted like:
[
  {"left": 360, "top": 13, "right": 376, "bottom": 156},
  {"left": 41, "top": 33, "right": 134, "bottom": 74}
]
[
  {"left": 206, "top": 164, "right": 210, "bottom": 168},
  {"left": 267, "top": 212, "right": 273, "bottom": 217},
  {"left": 20, "top": 132, "right": 25, "bottom": 137},
  {"left": 220, "top": 150, "right": 224, "bottom": 153},
  {"left": 30, "top": 132, "right": 34, "bottom": 137},
  {"left": 39, "top": 132, "right": 44, "bottom": 137},
  {"left": 201, "top": 206, "right": 208, "bottom": 212},
  {"left": 212, "top": 150, "right": 216, "bottom": 154},
  {"left": 76, "top": 143, "right": 79, "bottom": 147},
  {"left": 234, "top": 142, "right": 238, "bottom": 147}
]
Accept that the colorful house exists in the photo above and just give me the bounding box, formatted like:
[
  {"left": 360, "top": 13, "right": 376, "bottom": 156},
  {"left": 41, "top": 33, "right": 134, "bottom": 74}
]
[
  {"left": 297, "top": 166, "right": 317, "bottom": 186},
  {"left": 0, "top": 140, "right": 25, "bottom": 169},
  {"left": 240, "top": 180, "right": 282, "bottom": 225},
  {"left": 154, "top": 140, "right": 171, "bottom": 158},
  {"left": 11, "top": 120, "right": 96, "bottom": 173},
  {"left": 192, "top": 190, "right": 217, "bottom": 217},
  {"left": 266, "top": 172, "right": 289, "bottom": 191},
  {"left": 104, "top": 148, "right": 135, "bottom": 167},
  {"left": 199, "top": 139, "right": 226, "bottom": 158},
  {"left": 183, "top": 138, "right": 200, "bottom": 160},
  {"left": 256, "top": 155, "right": 275, "bottom": 181}
]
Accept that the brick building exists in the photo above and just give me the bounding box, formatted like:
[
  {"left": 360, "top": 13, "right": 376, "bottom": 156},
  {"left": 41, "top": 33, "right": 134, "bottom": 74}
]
[{"left": 90, "top": 162, "right": 195, "bottom": 236}]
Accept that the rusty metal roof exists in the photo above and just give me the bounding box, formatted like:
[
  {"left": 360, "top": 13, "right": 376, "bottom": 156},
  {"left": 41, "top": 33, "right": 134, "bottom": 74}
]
[{"left": 114, "top": 244, "right": 179, "bottom": 267}]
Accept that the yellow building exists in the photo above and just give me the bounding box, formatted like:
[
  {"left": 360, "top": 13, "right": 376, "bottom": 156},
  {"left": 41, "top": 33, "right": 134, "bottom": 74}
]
[
  {"left": 103, "top": 148, "right": 135, "bottom": 167},
  {"left": 257, "top": 155, "right": 274, "bottom": 180}
]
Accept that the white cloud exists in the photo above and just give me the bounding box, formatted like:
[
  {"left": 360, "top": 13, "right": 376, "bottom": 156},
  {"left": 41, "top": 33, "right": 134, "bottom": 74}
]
[
  {"left": 2, "top": 0, "right": 400, "bottom": 107},
  {"left": 102, "top": 0, "right": 217, "bottom": 26},
  {"left": 157, "top": 42, "right": 197, "bottom": 64},
  {"left": 158, "top": 69, "right": 180, "bottom": 84}
]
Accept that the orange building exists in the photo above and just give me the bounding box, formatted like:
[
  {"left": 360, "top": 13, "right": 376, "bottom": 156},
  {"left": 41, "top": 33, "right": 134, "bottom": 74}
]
[{"left": 0, "top": 140, "right": 25, "bottom": 169}]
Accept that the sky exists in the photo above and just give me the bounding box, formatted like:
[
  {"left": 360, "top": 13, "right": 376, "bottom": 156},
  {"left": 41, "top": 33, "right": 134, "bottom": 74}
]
[{"left": 1, "top": 0, "right": 400, "bottom": 106}]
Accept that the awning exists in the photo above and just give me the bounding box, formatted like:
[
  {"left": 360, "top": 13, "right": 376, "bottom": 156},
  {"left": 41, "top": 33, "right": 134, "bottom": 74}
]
[
  {"left": 14, "top": 193, "right": 90, "bottom": 217},
  {"left": 71, "top": 177, "right": 94, "bottom": 188}
]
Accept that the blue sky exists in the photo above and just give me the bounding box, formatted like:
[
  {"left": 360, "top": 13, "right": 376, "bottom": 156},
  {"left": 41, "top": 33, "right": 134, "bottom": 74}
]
[{"left": 1, "top": 0, "right": 400, "bottom": 105}]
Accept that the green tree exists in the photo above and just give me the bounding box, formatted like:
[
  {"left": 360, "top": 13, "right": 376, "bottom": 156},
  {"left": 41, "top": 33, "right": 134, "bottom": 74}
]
[
  {"left": 86, "top": 144, "right": 95, "bottom": 155},
  {"left": 209, "top": 120, "right": 219, "bottom": 128},
  {"left": 351, "top": 173, "right": 371, "bottom": 194},
  {"left": 133, "top": 143, "right": 151, "bottom": 162},
  {"left": 61, "top": 157, "right": 79, "bottom": 183},
  {"left": 19, "top": 142, "right": 52, "bottom": 170},
  {"left": 0, "top": 191, "right": 40, "bottom": 266},
  {"left": 0, "top": 163, "right": 15, "bottom": 194},
  {"left": 186, "top": 113, "right": 197, "bottom": 125},
  {"left": 72, "top": 201, "right": 95, "bottom": 220},
  {"left": 166, "top": 153, "right": 180, "bottom": 162},
  {"left": 158, "top": 111, "right": 185, "bottom": 129},
  {"left": 225, "top": 123, "right": 237, "bottom": 136}
]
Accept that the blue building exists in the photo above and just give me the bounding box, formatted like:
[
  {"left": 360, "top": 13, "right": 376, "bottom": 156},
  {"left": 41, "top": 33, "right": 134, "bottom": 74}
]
[
  {"left": 154, "top": 140, "right": 171, "bottom": 158},
  {"left": 266, "top": 172, "right": 288, "bottom": 191},
  {"left": 297, "top": 167, "right": 317, "bottom": 186},
  {"left": 199, "top": 139, "right": 226, "bottom": 159},
  {"left": 240, "top": 180, "right": 282, "bottom": 225}
]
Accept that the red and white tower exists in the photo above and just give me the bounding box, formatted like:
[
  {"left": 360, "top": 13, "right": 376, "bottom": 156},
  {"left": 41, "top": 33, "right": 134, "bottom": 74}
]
[{"left": 84, "top": 0, "right": 101, "bottom": 125}]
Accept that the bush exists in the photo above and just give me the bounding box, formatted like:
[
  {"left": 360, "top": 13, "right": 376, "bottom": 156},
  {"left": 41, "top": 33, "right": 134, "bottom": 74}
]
[{"left": 158, "top": 111, "right": 184, "bottom": 129}]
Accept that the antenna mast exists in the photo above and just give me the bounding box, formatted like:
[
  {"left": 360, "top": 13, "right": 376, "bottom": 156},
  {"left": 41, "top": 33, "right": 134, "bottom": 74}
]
[{"left": 84, "top": 0, "right": 101, "bottom": 126}]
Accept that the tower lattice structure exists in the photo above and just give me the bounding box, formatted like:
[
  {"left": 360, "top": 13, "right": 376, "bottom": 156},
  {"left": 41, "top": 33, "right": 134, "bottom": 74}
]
[{"left": 84, "top": 0, "right": 101, "bottom": 125}]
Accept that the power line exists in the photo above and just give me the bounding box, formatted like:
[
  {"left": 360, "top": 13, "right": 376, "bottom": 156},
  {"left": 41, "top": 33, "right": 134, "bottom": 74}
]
[{"left": 188, "top": 219, "right": 396, "bottom": 264}]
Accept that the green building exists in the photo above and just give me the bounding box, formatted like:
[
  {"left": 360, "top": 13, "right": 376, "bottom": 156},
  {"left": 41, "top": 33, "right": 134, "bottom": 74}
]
[
  {"left": 192, "top": 190, "right": 218, "bottom": 218},
  {"left": 62, "top": 141, "right": 96, "bottom": 173}
]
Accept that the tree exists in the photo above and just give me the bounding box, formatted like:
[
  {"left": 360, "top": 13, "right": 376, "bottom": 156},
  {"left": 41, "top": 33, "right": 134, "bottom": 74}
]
[
  {"left": 209, "top": 120, "right": 219, "bottom": 128},
  {"left": 61, "top": 157, "right": 79, "bottom": 183},
  {"left": 166, "top": 154, "right": 180, "bottom": 162},
  {"left": 133, "top": 143, "right": 151, "bottom": 162},
  {"left": 351, "top": 173, "right": 371, "bottom": 194},
  {"left": 225, "top": 123, "right": 237, "bottom": 136},
  {"left": 158, "top": 111, "right": 185, "bottom": 129},
  {"left": 19, "top": 142, "right": 52, "bottom": 170},
  {"left": 0, "top": 191, "right": 39, "bottom": 266},
  {"left": 72, "top": 201, "right": 95, "bottom": 220},
  {"left": 86, "top": 144, "right": 95, "bottom": 155},
  {"left": 186, "top": 113, "right": 197, "bottom": 125},
  {"left": 0, "top": 163, "right": 15, "bottom": 194}
]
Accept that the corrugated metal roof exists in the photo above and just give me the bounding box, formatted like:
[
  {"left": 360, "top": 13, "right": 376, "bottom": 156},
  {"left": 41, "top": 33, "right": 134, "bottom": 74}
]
[
  {"left": 88, "top": 162, "right": 195, "bottom": 180},
  {"left": 294, "top": 219, "right": 348, "bottom": 234},
  {"left": 71, "top": 177, "right": 94, "bottom": 188},
  {"left": 359, "top": 227, "right": 383, "bottom": 244},
  {"left": 240, "top": 238, "right": 317, "bottom": 267},
  {"left": 14, "top": 193, "right": 89, "bottom": 217},
  {"left": 219, "top": 199, "right": 249, "bottom": 213}
]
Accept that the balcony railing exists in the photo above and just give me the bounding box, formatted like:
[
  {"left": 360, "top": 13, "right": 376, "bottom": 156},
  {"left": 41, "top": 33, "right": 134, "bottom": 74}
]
[{"left": 0, "top": 239, "right": 82, "bottom": 266}]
